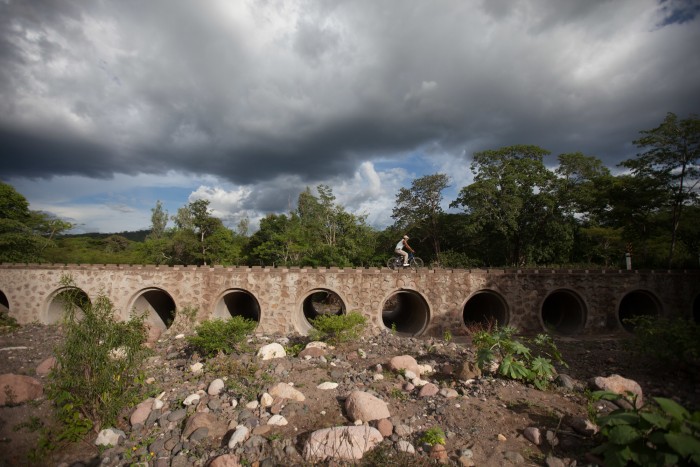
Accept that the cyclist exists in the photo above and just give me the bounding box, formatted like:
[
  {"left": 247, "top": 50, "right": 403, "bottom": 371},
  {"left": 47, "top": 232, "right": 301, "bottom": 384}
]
[{"left": 394, "top": 235, "right": 414, "bottom": 267}]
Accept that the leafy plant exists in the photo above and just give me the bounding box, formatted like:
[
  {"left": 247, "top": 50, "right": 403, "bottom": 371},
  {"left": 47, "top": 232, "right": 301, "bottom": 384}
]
[
  {"left": 420, "top": 426, "right": 446, "bottom": 446},
  {"left": 309, "top": 311, "right": 367, "bottom": 344},
  {"left": 47, "top": 276, "right": 150, "bottom": 435},
  {"left": 0, "top": 308, "right": 19, "bottom": 333},
  {"left": 443, "top": 329, "right": 452, "bottom": 343},
  {"left": 472, "top": 325, "right": 567, "bottom": 390},
  {"left": 591, "top": 391, "right": 700, "bottom": 466},
  {"left": 187, "top": 316, "right": 257, "bottom": 356}
]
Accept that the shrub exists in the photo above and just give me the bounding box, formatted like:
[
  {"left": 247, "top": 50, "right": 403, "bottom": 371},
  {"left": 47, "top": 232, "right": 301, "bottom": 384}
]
[
  {"left": 592, "top": 391, "right": 700, "bottom": 466},
  {"left": 0, "top": 307, "right": 19, "bottom": 333},
  {"left": 47, "top": 276, "right": 149, "bottom": 436},
  {"left": 624, "top": 315, "right": 700, "bottom": 369},
  {"left": 187, "top": 317, "right": 256, "bottom": 356},
  {"left": 309, "top": 311, "right": 367, "bottom": 344},
  {"left": 472, "top": 325, "right": 567, "bottom": 390}
]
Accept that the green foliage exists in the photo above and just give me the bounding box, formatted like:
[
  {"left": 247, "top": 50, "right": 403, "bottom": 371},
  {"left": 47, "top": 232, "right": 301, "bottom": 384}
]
[
  {"left": 624, "top": 315, "right": 700, "bottom": 368},
  {"left": 187, "top": 317, "right": 257, "bottom": 356},
  {"left": 308, "top": 311, "right": 367, "bottom": 344},
  {"left": 0, "top": 307, "right": 19, "bottom": 333},
  {"left": 592, "top": 391, "right": 700, "bottom": 466},
  {"left": 472, "top": 326, "right": 567, "bottom": 390},
  {"left": 420, "top": 426, "right": 446, "bottom": 446},
  {"left": 47, "top": 276, "right": 150, "bottom": 433}
]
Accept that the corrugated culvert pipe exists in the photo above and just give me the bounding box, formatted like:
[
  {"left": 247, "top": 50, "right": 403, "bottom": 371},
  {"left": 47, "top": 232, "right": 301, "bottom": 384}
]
[
  {"left": 382, "top": 291, "right": 429, "bottom": 336},
  {"left": 541, "top": 289, "right": 586, "bottom": 335}
]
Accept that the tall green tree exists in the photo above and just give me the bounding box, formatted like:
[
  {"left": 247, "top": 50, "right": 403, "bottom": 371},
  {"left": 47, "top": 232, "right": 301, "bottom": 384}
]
[
  {"left": 621, "top": 112, "right": 700, "bottom": 266},
  {"left": 148, "top": 200, "right": 168, "bottom": 239},
  {"left": 0, "top": 182, "right": 73, "bottom": 262},
  {"left": 451, "top": 145, "right": 573, "bottom": 266},
  {"left": 391, "top": 173, "right": 449, "bottom": 261}
]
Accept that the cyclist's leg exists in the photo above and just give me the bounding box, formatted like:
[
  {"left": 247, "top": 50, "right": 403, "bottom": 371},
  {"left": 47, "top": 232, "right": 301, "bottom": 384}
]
[{"left": 397, "top": 249, "right": 409, "bottom": 265}]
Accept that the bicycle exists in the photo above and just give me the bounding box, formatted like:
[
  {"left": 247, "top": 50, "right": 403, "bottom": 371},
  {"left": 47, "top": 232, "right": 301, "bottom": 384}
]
[{"left": 387, "top": 252, "right": 424, "bottom": 270}]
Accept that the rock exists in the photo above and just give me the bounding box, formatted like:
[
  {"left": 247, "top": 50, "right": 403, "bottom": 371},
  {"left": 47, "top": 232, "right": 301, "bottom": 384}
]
[
  {"left": 190, "top": 362, "right": 204, "bottom": 375},
  {"left": 523, "top": 426, "right": 541, "bottom": 445},
  {"left": 130, "top": 398, "right": 154, "bottom": 426},
  {"left": 95, "top": 428, "right": 125, "bottom": 447},
  {"left": 439, "top": 388, "right": 459, "bottom": 398},
  {"left": 396, "top": 440, "right": 415, "bottom": 453},
  {"left": 303, "top": 425, "right": 383, "bottom": 461},
  {"left": 209, "top": 454, "right": 241, "bottom": 467},
  {"left": 228, "top": 425, "right": 250, "bottom": 449},
  {"left": 564, "top": 415, "right": 599, "bottom": 436},
  {"left": 376, "top": 418, "right": 393, "bottom": 437},
  {"left": 458, "top": 360, "right": 482, "bottom": 380},
  {"left": 388, "top": 355, "right": 422, "bottom": 377},
  {"left": 268, "top": 382, "right": 305, "bottom": 402},
  {"left": 260, "top": 392, "right": 274, "bottom": 407},
  {"left": 183, "top": 393, "right": 201, "bottom": 406},
  {"left": 316, "top": 382, "right": 338, "bottom": 390},
  {"left": 257, "top": 343, "right": 286, "bottom": 360},
  {"left": 299, "top": 347, "right": 326, "bottom": 359},
  {"left": 419, "top": 383, "right": 439, "bottom": 397},
  {"left": 207, "top": 378, "right": 225, "bottom": 396},
  {"left": 430, "top": 444, "right": 448, "bottom": 462},
  {"left": 344, "top": 391, "right": 390, "bottom": 422},
  {"left": 182, "top": 412, "right": 227, "bottom": 440},
  {"left": 590, "top": 374, "right": 644, "bottom": 408},
  {"left": 267, "top": 415, "right": 288, "bottom": 426},
  {"left": 504, "top": 451, "right": 525, "bottom": 463},
  {"left": 0, "top": 374, "right": 43, "bottom": 405},
  {"left": 35, "top": 356, "right": 56, "bottom": 377}
]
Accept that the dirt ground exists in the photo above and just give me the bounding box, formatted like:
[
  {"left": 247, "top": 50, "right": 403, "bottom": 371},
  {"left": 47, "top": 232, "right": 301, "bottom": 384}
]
[{"left": 1, "top": 324, "right": 699, "bottom": 466}]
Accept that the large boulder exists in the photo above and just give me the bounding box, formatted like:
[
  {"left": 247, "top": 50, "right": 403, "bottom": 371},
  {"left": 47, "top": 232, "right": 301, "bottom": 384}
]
[
  {"left": 0, "top": 374, "right": 43, "bottom": 405},
  {"left": 303, "top": 425, "right": 383, "bottom": 461}
]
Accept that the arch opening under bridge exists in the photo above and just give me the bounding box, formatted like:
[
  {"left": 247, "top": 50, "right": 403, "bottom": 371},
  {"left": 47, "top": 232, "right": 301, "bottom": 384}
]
[
  {"left": 46, "top": 287, "right": 91, "bottom": 324},
  {"left": 618, "top": 290, "right": 661, "bottom": 332},
  {"left": 541, "top": 289, "right": 587, "bottom": 335},
  {"left": 382, "top": 290, "right": 430, "bottom": 337},
  {"left": 462, "top": 290, "right": 509, "bottom": 329},
  {"left": 129, "top": 288, "right": 176, "bottom": 332},
  {"left": 214, "top": 289, "right": 260, "bottom": 323}
]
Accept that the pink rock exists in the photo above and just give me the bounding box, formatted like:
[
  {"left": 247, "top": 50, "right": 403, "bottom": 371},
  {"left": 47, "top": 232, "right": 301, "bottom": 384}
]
[
  {"left": 208, "top": 454, "right": 241, "bottom": 467},
  {"left": 592, "top": 374, "right": 644, "bottom": 408},
  {"left": 130, "top": 398, "right": 154, "bottom": 426},
  {"left": 345, "top": 391, "right": 390, "bottom": 422},
  {"left": 388, "top": 355, "right": 421, "bottom": 378},
  {"left": 376, "top": 418, "right": 393, "bottom": 437},
  {"left": 36, "top": 357, "right": 56, "bottom": 377},
  {"left": 0, "top": 374, "right": 43, "bottom": 405},
  {"left": 419, "top": 383, "right": 439, "bottom": 397},
  {"left": 183, "top": 412, "right": 227, "bottom": 440}
]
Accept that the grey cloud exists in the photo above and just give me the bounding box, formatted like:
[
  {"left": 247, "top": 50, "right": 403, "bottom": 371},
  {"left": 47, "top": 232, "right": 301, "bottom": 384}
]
[{"left": 1, "top": 0, "right": 698, "bottom": 189}]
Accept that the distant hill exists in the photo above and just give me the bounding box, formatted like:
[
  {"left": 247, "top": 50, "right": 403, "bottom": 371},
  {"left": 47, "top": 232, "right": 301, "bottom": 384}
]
[{"left": 60, "top": 230, "right": 151, "bottom": 242}]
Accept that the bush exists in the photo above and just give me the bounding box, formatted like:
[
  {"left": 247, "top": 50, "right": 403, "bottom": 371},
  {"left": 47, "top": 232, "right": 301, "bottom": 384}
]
[
  {"left": 592, "top": 391, "right": 700, "bottom": 466},
  {"left": 47, "top": 277, "right": 149, "bottom": 436},
  {"left": 309, "top": 311, "right": 367, "bottom": 344},
  {"left": 0, "top": 307, "right": 19, "bottom": 333},
  {"left": 472, "top": 325, "right": 567, "bottom": 390},
  {"left": 624, "top": 315, "right": 700, "bottom": 369},
  {"left": 187, "top": 317, "right": 257, "bottom": 356}
]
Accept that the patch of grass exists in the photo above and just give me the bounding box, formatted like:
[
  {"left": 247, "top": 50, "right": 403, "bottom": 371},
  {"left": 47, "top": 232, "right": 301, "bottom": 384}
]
[
  {"left": 0, "top": 308, "right": 19, "bottom": 333},
  {"left": 187, "top": 316, "right": 257, "bottom": 356},
  {"left": 309, "top": 311, "right": 367, "bottom": 344},
  {"left": 623, "top": 315, "right": 700, "bottom": 369},
  {"left": 420, "top": 426, "right": 446, "bottom": 446}
]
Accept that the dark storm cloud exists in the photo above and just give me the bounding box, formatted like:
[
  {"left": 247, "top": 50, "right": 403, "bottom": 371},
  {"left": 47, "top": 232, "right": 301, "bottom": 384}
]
[{"left": 1, "top": 0, "right": 699, "bottom": 189}]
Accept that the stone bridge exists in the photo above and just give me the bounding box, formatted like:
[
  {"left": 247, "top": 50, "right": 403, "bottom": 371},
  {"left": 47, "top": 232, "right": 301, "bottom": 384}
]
[{"left": 0, "top": 264, "right": 698, "bottom": 337}]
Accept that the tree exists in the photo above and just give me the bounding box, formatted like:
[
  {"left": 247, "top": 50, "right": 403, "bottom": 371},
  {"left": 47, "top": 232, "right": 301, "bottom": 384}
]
[
  {"left": 392, "top": 173, "right": 449, "bottom": 260},
  {"left": 148, "top": 201, "right": 168, "bottom": 240},
  {"left": 451, "top": 145, "right": 573, "bottom": 266},
  {"left": 621, "top": 112, "right": 700, "bottom": 267},
  {"left": 555, "top": 152, "right": 612, "bottom": 223}
]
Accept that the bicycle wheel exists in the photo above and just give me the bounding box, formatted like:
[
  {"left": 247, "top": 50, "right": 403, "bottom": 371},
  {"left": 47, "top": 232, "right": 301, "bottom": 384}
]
[
  {"left": 386, "top": 257, "right": 398, "bottom": 269},
  {"left": 411, "top": 257, "right": 424, "bottom": 269}
]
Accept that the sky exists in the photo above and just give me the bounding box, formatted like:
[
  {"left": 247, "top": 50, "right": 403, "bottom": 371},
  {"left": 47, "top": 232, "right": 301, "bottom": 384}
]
[{"left": 1, "top": 0, "right": 699, "bottom": 234}]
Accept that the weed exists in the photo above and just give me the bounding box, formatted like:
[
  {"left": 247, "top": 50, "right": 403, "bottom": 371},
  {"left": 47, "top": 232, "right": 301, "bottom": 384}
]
[
  {"left": 420, "top": 426, "right": 446, "bottom": 446},
  {"left": 472, "top": 325, "right": 567, "bottom": 390},
  {"left": 0, "top": 308, "right": 19, "bottom": 333},
  {"left": 13, "top": 416, "right": 43, "bottom": 432},
  {"left": 187, "top": 316, "right": 257, "bottom": 356},
  {"left": 284, "top": 342, "right": 305, "bottom": 357},
  {"left": 591, "top": 391, "right": 700, "bottom": 466},
  {"left": 389, "top": 388, "right": 409, "bottom": 401},
  {"left": 309, "top": 311, "right": 367, "bottom": 344},
  {"left": 443, "top": 329, "right": 452, "bottom": 343},
  {"left": 47, "top": 275, "right": 150, "bottom": 436}
]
